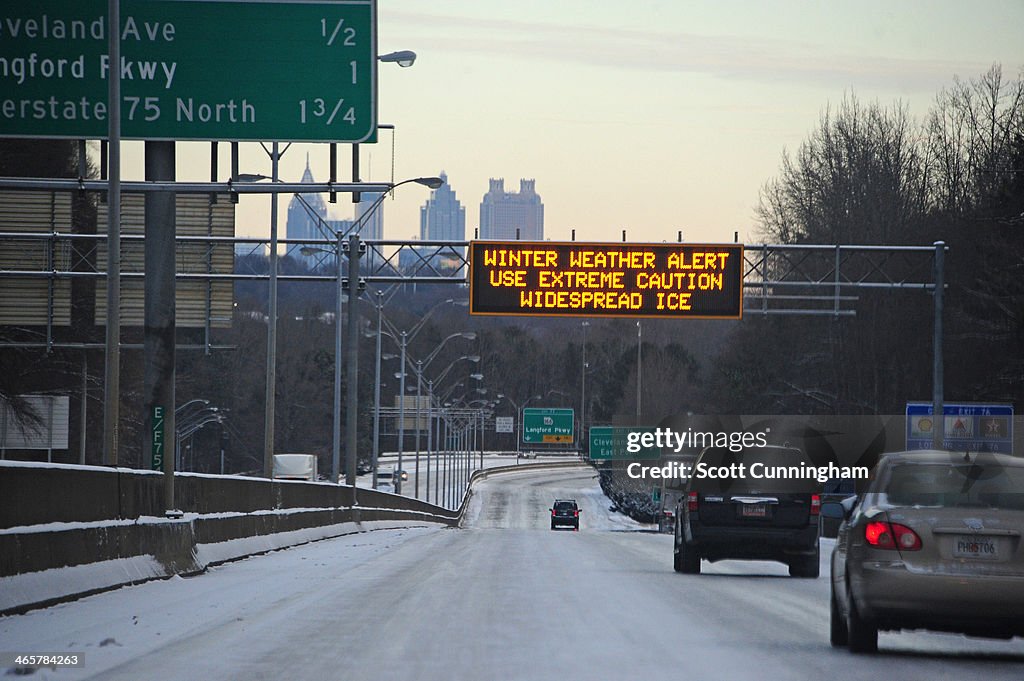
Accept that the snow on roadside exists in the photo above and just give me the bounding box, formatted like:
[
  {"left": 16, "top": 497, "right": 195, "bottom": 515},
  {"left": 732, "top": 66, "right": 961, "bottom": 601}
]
[{"left": 0, "top": 526, "right": 442, "bottom": 680}]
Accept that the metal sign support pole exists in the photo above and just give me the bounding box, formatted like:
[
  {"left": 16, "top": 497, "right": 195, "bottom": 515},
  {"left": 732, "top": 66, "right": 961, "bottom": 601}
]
[
  {"left": 144, "top": 140, "right": 177, "bottom": 511},
  {"left": 102, "top": 0, "right": 121, "bottom": 466},
  {"left": 932, "top": 241, "right": 946, "bottom": 450}
]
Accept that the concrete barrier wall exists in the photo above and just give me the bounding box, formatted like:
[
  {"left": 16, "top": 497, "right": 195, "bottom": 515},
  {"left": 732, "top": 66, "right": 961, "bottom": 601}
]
[
  {"left": 0, "top": 461, "right": 461, "bottom": 615},
  {"left": 0, "top": 461, "right": 457, "bottom": 529},
  {"left": 0, "top": 460, "right": 582, "bottom": 615}
]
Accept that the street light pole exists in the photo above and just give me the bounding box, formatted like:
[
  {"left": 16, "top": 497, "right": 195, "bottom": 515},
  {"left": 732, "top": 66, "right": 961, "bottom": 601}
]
[
  {"left": 636, "top": 320, "right": 642, "bottom": 423},
  {"left": 397, "top": 331, "right": 407, "bottom": 494},
  {"left": 345, "top": 232, "right": 361, "bottom": 492},
  {"left": 434, "top": 397, "right": 441, "bottom": 503},
  {"left": 415, "top": 359, "right": 423, "bottom": 498},
  {"left": 263, "top": 142, "right": 283, "bottom": 478},
  {"left": 581, "top": 321, "right": 589, "bottom": 452},
  {"left": 426, "top": 379, "right": 433, "bottom": 503},
  {"left": 331, "top": 228, "right": 344, "bottom": 483},
  {"left": 371, "top": 290, "right": 383, "bottom": 489}
]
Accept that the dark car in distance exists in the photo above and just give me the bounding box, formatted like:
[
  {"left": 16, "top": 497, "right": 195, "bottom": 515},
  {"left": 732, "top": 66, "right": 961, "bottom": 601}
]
[
  {"left": 674, "top": 445, "right": 821, "bottom": 577},
  {"left": 551, "top": 499, "right": 581, "bottom": 530}
]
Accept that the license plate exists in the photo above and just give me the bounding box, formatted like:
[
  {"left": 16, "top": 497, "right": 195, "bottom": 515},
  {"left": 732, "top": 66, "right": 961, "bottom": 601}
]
[
  {"left": 740, "top": 503, "right": 767, "bottom": 518},
  {"left": 953, "top": 535, "right": 999, "bottom": 560}
]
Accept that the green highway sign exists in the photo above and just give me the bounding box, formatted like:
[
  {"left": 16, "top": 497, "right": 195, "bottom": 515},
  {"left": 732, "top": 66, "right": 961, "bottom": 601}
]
[
  {"left": 523, "top": 408, "right": 574, "bottom": 444},
  {"left": 151, "top": 405, "right": 165, "bottom": 471},
  {"left": 588, "top": 426, "right": 659, "bottom": 460},
  {"left": 0, "top": 0, "right": 377, "bottom": 142}
]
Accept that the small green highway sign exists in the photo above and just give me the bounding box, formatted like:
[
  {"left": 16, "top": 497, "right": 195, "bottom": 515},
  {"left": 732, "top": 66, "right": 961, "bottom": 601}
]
[
  {"left": 151, "top": 405, "right": 165, "bottom": 471},
  {"left": 588, "top": 426, "right": 659, "bottom": 460},
  {"left": 523, "top": 408, "right": 574, "bottom": 444},
  {"left": 0, "top": 0, "right": 377, "bottom": 141}
]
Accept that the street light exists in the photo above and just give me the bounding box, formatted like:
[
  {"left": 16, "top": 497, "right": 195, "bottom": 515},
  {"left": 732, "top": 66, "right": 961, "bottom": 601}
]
[
  {"left": 300, "top": 231, "right": 346, "bottom": 485},
  {"left": 378, "top": 50, "right": 417, "bottom": 68},
  {"left": 368, "top": 299, "right": 470, "bottom": 495},
  {"left": 175, "top": 406, "right": 222, "bottom": 471},
  {"left": 294, "top": 177, "right": 443, "bottom": 487},
  {"left": 411, "top": 331, "right": 477, "bottom": 495},
  {"left": 504, "top": 394, "right": 541, "bottom": 460},
  {"left": 416, "top": 353, "right": 479, "bottom": 501},
  {"left": 350, "top": 176, "right": 444, "bottom": 235},
  {"left": 175, "top": 399, "right": 210, "bottom": 421},
  {"left": 426, "top": 357, "right": 482, "bottom": 504}
]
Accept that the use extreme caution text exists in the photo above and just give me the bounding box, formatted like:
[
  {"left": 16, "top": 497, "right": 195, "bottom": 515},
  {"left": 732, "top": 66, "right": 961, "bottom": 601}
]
[{"left": 469, "top": 241, "right": 743, "bottom": 319}]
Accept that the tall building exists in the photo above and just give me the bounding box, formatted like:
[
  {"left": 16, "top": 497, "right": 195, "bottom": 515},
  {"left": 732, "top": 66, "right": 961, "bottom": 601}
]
[
  {"left": 420, "top": 171, "right": 465, "bottom": 242},
  {"left": 286, "top": 155, "right": 329, "bottom": 242},
  {"left": 285, "top": 157, "right": 385, "bottom": 268},
  {"left": 479, "top": 178, "right": 543, "bottom": 241},
  {"left": 286, "top": 155, "right": 330, "bottom": 267}
]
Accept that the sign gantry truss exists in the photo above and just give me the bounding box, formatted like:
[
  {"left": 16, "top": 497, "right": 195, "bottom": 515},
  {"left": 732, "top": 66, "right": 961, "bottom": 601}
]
[
  {"left": 743, "top": 243, "right": 942, "bottom": 316},
  {"left": 0, "top": 233, "right": 944, "bottom": 327}
]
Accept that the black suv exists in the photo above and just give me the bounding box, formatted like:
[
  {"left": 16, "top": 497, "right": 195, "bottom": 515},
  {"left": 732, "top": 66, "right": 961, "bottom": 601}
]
[
  {"left": 550, "top": 499, "right": 580, "bottom": 530},
  {"left": 673, "top": 445, "right": 821, "bottom": 577}
]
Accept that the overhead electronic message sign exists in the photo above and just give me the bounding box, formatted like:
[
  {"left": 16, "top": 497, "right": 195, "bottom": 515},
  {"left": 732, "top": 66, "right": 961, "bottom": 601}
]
[
  {"left": 0, "top": 0, "right": 376, "bottom": 142},
  {"left": 469, "top": 241, "right": 744, "bottom": 319}
]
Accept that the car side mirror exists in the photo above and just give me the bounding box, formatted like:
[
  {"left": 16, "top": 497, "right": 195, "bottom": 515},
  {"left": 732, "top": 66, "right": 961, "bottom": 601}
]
[
  {"left": 820, "top": 502, "right": 847, "bottom": 519},
  {"left": 577, "top": 509, "right": 582, "bottom": 513}
]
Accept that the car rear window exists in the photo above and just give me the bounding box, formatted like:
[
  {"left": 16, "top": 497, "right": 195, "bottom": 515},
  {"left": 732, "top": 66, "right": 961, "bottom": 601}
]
[
  {"left": 884, "top": 462, "right": 1024, "bottom": 510},
  {"left": 691, "top": 447, "right": 820, "bottom": 494},
  {"left": 554, "top": 501, "right": 575, "bottom": 511}
]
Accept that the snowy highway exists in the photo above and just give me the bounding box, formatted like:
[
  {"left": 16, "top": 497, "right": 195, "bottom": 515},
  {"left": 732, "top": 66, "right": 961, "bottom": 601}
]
[{"left": 4, "top": 465, "right": 1024, "bottom": 680}]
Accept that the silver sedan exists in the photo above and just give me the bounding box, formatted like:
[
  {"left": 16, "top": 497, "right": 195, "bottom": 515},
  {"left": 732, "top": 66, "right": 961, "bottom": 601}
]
[{"left": 826, "top": 449, "right": 1024, "bottom": 653}]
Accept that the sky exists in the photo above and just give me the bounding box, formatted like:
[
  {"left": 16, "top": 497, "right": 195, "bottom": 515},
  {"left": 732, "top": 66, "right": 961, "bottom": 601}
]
[{"left": 118, "top": 0, "right": 1024, "bottom": 245}]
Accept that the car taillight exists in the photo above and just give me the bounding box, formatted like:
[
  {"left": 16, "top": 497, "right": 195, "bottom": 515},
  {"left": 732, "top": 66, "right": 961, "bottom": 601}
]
[
  {"left": 551, "top": 509, "right": 556, "bottom": 517},
  {"left": 810, "top": 494, "right": 821, "bottom": 516},
  {"left": 892, "top": 523, "right": 922, "bottom": 550},
  {"left": 687, "top": 491, "right": 699, "bottom": 513},
  {"left": 865, "top": 520, "right": 921, "bottom": 551},
  {"left": 574, "top": 510, "right": 579, "bottom": 517}
]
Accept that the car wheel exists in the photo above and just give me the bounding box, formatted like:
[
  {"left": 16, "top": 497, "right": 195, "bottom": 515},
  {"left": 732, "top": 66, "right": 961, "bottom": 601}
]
[
  {"left": 673, "top": 530, "right": 700, "bottom": 574},
  {"left": 788, "top": 544, "right": 820, "bottom": 578},
  {"left": 846, "top": 584, "right": 878, "bottom": 653},
  {"left": 550, "top": 522, "right": 556, "bottom": 530},
  {"left": 830, "top": 580, "right": 848, "bottom": 647}
]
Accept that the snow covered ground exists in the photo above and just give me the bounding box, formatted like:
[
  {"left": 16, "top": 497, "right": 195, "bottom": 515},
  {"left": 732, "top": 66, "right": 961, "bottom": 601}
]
[{"left": 3, "top": 465, "right": 1022, "bottom": 680}]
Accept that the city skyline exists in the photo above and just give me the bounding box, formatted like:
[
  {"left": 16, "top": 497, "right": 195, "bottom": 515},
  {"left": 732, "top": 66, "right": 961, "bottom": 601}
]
[{"left": 284, "top": 165, "right": 548, "bottom": 244}]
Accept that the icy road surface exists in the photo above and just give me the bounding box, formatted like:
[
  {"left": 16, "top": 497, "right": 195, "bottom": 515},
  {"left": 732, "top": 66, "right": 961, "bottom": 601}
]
[{"left": 3, "top": 465, "right": 1023, "bottom": 680}]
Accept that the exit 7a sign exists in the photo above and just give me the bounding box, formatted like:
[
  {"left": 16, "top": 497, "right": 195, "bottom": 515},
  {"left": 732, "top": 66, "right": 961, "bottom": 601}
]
[
  {"left": 523, "top": 408, "right": 574, "bottom": 444},
  {"left": 0, "top": 0, "right": 377, "bottom": 142}
]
